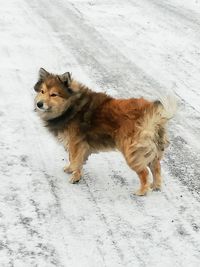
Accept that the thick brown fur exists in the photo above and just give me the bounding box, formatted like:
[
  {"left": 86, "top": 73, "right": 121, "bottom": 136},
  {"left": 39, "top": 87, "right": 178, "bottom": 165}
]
[{"left": 34, "top": 68, "right": 176, "bottom": 195}]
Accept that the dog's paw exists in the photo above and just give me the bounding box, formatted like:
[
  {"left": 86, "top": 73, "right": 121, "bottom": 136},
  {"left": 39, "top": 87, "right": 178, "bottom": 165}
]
[
  {"left": 134, "top": 186, "right": 151, "bottom": 196},
  {"left": 63, "top": 165, "right": 73, "bottom": 173},
  {"left": 150, "top": 183, "right": 161, "bottom": 191},
  {"left": 69, "top": 170, "right": 81, "bottom": 184},
  {"left": 134, "top": 190, "right": 147, "bottom": 196},
  {"left": 69, "top": 175, "right": 81, "bottom": 184}
]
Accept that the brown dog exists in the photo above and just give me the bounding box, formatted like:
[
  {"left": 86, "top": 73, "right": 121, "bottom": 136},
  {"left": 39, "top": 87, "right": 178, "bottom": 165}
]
[{"left": 34, "top": 68, "right": 176, "bottom": 195}]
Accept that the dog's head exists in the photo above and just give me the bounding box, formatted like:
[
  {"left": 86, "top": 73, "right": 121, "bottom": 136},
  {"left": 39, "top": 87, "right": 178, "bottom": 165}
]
[{"left": 34, "top": 68, "right": 84, "bottom": 121}]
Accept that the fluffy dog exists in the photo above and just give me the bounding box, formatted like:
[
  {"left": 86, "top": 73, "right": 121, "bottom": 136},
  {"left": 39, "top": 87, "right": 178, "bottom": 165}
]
[{"left": 34, "top": 68, "right": 176, "bottom": 195}]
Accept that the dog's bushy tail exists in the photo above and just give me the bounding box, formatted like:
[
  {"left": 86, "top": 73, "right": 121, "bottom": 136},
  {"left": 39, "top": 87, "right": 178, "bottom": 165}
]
[
  {"left": 129, "top": 95, "right": 177, "bottom": 171},
  {"left": 156, "top": 94, "right": 177, "bottom": 121}
]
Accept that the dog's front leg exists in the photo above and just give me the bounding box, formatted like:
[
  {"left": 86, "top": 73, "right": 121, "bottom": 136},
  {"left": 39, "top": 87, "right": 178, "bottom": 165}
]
[
  {"left": 63, "top": 151, "right": 73, "bottom": 173},
  {"left": 64, "top": 142, "right": 89, "bottom": 184}
]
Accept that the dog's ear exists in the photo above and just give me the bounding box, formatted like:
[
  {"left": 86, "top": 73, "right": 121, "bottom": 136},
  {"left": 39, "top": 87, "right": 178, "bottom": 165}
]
[
  {"left": 39, "top": 68, "right": 49, "bottom": 80},
  {"left": 34, "top": 80, "right": 42, "bottom": 92},
  {"left": 59, "top": 72, "right": 72, "bottom": 87},
  {"left": 34, "top": 68, "right": 49, "bottom": 92}
]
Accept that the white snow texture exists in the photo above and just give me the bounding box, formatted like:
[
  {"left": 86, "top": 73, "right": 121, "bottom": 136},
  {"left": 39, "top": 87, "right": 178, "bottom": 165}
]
[{"left": 0, "top": 0, "right": 200, "bottom": 267}]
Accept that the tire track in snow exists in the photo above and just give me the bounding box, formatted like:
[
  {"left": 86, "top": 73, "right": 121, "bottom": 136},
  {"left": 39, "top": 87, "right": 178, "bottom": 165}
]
[
  {"left": 148, "top": 0, "right": 200, "bottom": 28},
  {"left": 82, "top": 172, "right": 126, "bottom": 266}
]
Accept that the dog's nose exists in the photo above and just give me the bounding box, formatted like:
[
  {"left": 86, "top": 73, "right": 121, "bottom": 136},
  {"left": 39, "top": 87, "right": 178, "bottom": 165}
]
[{"left": 37, "top": 101, "right": 43, "bottom": 108}]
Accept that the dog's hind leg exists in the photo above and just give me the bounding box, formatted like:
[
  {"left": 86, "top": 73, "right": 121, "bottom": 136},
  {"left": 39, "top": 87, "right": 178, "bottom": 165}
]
[
  {"left": 122, "top": 140, "right": 151, "bottom": 196},
  {"left": 124, "top": 154, "right": 150, "bottom": 195},
  {"left": 134, "top": 168, "right": 151, "bottom": 196},
  {"left": 149, "top": 159, "right": 162, "bottom": 191}
]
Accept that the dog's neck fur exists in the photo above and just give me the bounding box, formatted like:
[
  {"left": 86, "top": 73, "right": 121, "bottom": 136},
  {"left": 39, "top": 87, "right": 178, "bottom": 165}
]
[
  {"left": 44, "top": 85, "right": 112, "bottom": 136},
  {"left": 45, "top": 106, "right": 76, "bottom": 133}
]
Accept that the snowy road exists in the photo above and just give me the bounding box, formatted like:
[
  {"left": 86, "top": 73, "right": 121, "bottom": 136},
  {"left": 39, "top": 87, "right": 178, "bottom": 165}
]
[{"left": 0, "top": 0, "right": 200, "bottom": 266}]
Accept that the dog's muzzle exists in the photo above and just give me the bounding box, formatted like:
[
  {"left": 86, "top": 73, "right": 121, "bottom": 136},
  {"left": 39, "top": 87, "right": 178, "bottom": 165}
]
[{"left": 36, "top": 101, "right": 50, "bottom": 111}]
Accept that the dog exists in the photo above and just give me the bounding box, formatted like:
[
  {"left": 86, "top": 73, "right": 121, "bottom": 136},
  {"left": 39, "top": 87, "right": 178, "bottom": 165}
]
[{"left": 34, "top": 68, "right": 176, "bottom": 196}]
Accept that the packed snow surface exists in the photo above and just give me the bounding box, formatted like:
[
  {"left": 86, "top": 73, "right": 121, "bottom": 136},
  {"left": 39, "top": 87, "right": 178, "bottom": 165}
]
[{"left": 0, "top": 0, "right": 200, "bottom": 266}]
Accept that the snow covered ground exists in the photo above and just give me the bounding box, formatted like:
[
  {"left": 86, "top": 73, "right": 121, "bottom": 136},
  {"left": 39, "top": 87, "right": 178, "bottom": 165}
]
[{"left": 0, "top": 0, "right": 200, "bottom": 266}]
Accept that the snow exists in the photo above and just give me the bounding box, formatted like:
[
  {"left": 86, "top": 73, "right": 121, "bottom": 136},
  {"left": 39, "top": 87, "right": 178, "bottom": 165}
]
[{"left": 0, "top": 0, "right": 200, "bottom": 266}]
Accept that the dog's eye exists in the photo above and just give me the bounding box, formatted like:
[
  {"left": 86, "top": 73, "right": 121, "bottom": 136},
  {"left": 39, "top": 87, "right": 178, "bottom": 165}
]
[
  {"left": 50, "top": 93, "right": 58, "bottom": 97},
  {"left": 41, "top": 89, "right": 44, "bottom": 94}
]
